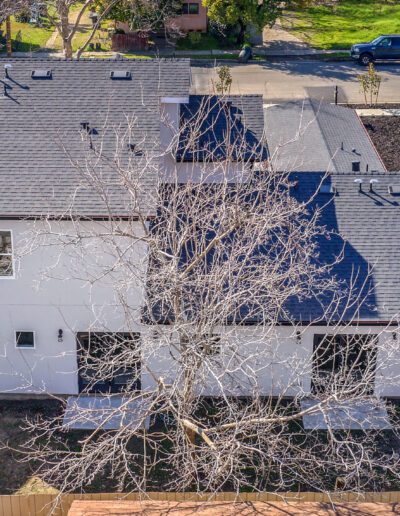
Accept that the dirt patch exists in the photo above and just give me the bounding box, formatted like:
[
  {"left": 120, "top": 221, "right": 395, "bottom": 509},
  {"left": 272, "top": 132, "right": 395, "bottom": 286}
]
[
  {"left": 362, "top": 116, "right": 400, "bottom": 171},
  {"left": 0, "top": 399, "right": 63, "bottom": 494}
]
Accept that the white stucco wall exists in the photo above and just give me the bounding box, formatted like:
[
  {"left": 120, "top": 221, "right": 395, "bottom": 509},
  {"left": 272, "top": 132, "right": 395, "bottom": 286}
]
[
  {"left": 1, "top": 221, "right": 399, "bottom": 397},
  {"left": 0, "top": 219, "right": 147, "bottom": 395},
  {"left": 142, "top": 325, "right": 400, "bottom": 397}
]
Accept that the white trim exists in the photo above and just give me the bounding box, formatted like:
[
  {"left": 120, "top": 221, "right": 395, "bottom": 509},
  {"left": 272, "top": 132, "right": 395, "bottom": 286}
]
[
  {"left": 161, "top": 96, "right": 189, "bottom": 104},
  {"left": 15, "top": 330, "right": 36, "bottom": 349},
  {"left": 0, "top": 229, "right": 15, "bottom": 280}
]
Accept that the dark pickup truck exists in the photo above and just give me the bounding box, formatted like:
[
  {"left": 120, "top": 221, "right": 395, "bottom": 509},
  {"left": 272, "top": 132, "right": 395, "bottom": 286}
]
[{"left": 351, "top": 35, "right": 400, "bottom": 65}]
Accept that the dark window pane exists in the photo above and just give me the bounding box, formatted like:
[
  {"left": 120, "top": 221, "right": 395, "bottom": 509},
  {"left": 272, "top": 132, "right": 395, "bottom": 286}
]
[
  {"left": 181, "top": 3, "right": 189, "bottom": 14},
  {"left": 16, "top": 331, "right": 35, "bottom": 348},
  {"left": 0, "top": 231, "right": 12, "bottom": 254},
  {"left": 188, "top": 3, "right": 199, "bottom": 14},
  {"left": 0, "top": 255, "right": 13, "bottom": 276}
]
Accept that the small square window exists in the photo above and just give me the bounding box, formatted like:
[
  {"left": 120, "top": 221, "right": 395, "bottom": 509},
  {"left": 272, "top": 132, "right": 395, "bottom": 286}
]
[
  {"left": 188, "top": 3, "right": 199, "bottom": 14},
  {"left": 16, "top": 331, "right": 35, "bottom": 349},
  {"left": 0, "top": 230, "right": 13, "bottom": 278},
  {"left": 181, "top": 3, "right": 199, "bottom": 14}
]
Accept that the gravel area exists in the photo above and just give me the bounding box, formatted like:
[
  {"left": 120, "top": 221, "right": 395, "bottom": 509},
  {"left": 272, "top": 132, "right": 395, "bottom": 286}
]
[{"left": 362, "top": 116, "right": 400, "bottom": 172}]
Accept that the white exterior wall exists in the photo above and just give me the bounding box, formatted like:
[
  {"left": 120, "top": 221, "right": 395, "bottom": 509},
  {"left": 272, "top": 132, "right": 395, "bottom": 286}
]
[
  {"left": 160, "top": 102, "right": 252, "bottom": 184},
  {"left": 142, "top": 325, "right": 400, "bottom": 397},
  {"left": 0, "top": 220, "right": 147, "bottom": 395},
  {"left": 1, "top": 223, "right": 399, "bottom": 397}
]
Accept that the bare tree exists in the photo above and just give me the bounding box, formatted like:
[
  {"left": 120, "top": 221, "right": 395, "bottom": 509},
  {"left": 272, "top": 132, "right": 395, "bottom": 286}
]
[
  {"left": 43, "top": 0, "right": 121, "bottom": 58},
  {"left": 0, "top": 0, "right": 120, "bottom": 58},
  {"left": 6, "top": 96, "right": 400, "bottom": 499}
]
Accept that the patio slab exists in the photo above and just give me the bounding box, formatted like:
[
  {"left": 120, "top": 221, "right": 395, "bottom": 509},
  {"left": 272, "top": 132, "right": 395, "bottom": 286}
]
[{"left": 301, "top": 398, "right": 392, "bottom": 430}]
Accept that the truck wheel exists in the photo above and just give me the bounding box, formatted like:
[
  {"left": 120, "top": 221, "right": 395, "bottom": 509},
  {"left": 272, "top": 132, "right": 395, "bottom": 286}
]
[{"left": 359, "top": 53, "right": 373, "bottom": 66}]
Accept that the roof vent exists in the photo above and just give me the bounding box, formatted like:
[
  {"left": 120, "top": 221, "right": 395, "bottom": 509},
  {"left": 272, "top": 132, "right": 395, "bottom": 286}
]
[
  {"left": 31, "top": 69, "right": 52, "bottom": 79},
  {"left": 110, "top": 70, "right": 131, "bottom": 80},
  {"left": 388, "top": 185, "right": 400, "bottom": 195},
  {"left": 369, "top": 178, "right": 379, "bottom": 192},
  {"left": 4, "top": 63, "right": 12, "bottom": 79},
  {"left": 80, "top": 122, "right": 90, "bottom": 132},
  {"left": 354, "top": 178, "right": 363, "bottom": 192},
  {"left": 319, "top": 184, "right": 337, "bottom": 194},
  {"left": 352, "top": 161, "right": 361, "bottom": 172}
]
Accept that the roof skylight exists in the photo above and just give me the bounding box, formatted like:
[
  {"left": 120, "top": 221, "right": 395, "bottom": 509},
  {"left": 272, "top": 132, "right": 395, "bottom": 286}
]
[
  {"left": 319, "top": 184, "right": 337, "bottom": 194},
  {"left": 110, "top": 71, "right": 131, "bottom": 80},
  {"left": 31, "top": 70, "right": 52, "bottom": 79}
]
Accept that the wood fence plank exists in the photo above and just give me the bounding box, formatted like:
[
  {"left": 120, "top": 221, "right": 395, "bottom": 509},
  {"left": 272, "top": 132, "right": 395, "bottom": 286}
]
[
  {"left": 37, "top": 494, "right": 56, "bottom": 516},
  {"left": 10, "top": 495, "right": 21, "bottom": 516},
  {"left": 3, "top": 490, "right": 400, "bottom": 515},
  {"left": 17, "top": 496, "right": 31, "bottom": 516},
  {"left": 1, "top": 495, "right": 13, "bottom": 516}
]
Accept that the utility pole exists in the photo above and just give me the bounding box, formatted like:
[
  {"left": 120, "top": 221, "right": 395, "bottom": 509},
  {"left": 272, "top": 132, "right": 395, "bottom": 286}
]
[{"left": 6, "top": 16, "right": 12, "bottom": 57}]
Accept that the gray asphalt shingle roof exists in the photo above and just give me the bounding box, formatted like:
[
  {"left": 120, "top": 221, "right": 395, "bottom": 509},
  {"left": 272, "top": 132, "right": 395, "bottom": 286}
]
[
  {"left": 176, "top": 94, "right": 268, "bottom": 162},
  {"left": 265, "top": 100, "right": 386, "bottom": 174},
  {"left": 0, "top": 58, "right": 190, "bottom": 217},
  {"left": 288, "top": 172, "right": 400, "bottom": 322},
  {"left": 264, "top": 100, "right": 398, "bottom": 321}
]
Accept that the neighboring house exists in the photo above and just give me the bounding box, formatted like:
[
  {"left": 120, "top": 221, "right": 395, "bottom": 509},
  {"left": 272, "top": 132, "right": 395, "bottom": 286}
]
[
  {"left": 170, "top": 1, "right": 208, "bottom": 33},
  {"left": 0, "top": 60, "right": 399, "bottom": 406},
  {"left": 116, "top": 1, "right": 207, "bottom": 36}
]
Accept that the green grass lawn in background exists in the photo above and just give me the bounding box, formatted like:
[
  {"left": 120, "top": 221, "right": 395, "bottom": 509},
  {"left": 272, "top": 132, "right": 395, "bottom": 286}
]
[
  {"left": 0, "top": 17, "right": 53, "bottom": 52},
  {"left": 282, "top": 0, "right": 400, "bottom": 49}
]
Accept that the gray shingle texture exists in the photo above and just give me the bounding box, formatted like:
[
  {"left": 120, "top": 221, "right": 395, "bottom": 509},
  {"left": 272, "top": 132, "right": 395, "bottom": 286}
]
[
  {"left": 0, "top": 58, "right": 190, "bottom": 217},
  {"left": 265, "top": 100, "right": 385, "bottom": 174},
  {"left": 288, "top": 172, "right": 400, "bottom": 322}
]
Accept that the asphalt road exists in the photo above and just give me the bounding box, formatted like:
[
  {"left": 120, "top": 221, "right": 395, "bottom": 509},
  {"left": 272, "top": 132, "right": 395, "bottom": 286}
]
[{"left": 191, "top": 61, "right": 400, "bottom": 103}]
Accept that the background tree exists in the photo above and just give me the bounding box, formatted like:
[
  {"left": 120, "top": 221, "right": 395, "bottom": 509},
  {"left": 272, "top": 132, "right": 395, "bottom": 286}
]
[
  {"left": 203, "top": 0, "right": 311, "bottom": 45},
  {"left": 96, "top": 0, "right": 183, "bottom": 39},
  {"left": 0, "top": 0, "right": 31, "bottom": 56},
  {"left": 0, "top": 0, "right": 120, "bottom": 58},
  {"left": 8, "top": 94, "right": 400, "bottom": 497},
  {"left": 43, "top": 0, "right": 120, "bottom": 59}
]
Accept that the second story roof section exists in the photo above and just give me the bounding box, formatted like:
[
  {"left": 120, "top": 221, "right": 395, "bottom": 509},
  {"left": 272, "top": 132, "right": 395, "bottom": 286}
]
[
  {"left": 0, "top": 58, "right": 191, "bottom": 219},
  {"left": 265, "top": 100, "right": 385, "bottom": 174},
  {"left": 175, "top": 95, "right": 269, "bottom": 164}
]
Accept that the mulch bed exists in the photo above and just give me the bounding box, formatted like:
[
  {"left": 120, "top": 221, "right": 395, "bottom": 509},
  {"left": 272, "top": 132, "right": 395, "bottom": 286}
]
[
  {"left": 345, "top": 104, "right": 400, "bottom": 109},
  {"left": 362, "top": 116, "right": 400, "bottom": 171}
]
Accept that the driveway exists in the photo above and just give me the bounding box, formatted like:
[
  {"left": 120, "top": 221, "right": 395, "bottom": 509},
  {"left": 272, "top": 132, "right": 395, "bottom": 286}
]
[{"left": 191, "top": 61, "right": 400, "bottom": 103}]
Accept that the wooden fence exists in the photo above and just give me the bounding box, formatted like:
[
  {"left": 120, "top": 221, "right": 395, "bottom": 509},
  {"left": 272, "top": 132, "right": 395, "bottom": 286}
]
[
  {"left": 111, "top": 32, "right": 149, "bottom": 52},
  {"left": 1, "top": 491, "right": 400, "bottom": 516}
]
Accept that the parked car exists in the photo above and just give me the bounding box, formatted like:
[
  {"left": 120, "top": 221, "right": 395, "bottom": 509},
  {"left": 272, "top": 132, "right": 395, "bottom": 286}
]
[{"left": 351, "top": 35, "right": 400, "bottom": 65}]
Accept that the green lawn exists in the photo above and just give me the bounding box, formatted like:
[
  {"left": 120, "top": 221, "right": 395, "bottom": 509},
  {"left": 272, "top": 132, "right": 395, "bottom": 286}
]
[
  {"left": 282, "top": 0, "right": 400, "bottom": 50},
  {"left": 0, "top": 17, "right": 53, "bottom": 52}
]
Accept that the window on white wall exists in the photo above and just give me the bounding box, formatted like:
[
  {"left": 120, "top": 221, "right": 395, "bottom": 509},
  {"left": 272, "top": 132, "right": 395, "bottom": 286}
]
[
  {"left": 16, "top": 331, "right": 35, "bottom": 349},
  {"left": 0, "top": 230, "right": 13, "bottom": 277}
]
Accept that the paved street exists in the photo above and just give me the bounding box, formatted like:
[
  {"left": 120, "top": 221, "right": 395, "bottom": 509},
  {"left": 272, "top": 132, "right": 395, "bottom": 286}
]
[{"left": 191, "top": 61, "right": 400, "bottom": 103}]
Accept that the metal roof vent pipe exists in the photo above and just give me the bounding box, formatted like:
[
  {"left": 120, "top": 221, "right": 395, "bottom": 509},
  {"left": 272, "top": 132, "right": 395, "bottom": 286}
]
[
  {"left": 370, "top": 178, "right": 379, "bottom": 192},
  {"left": 352, "top": 161, "right": 361, "bottom": 172},
  {"left": 4, "top": 63, "right": 12, "bottom": 79},
  {"left": 354, "top": 178, "right": 363, "bottom": 192}
]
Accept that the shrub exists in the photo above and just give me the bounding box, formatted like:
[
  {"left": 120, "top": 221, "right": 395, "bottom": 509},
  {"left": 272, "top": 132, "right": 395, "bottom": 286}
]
[{"left": 188, "top": 31, "right": 202, "bottom": 45}]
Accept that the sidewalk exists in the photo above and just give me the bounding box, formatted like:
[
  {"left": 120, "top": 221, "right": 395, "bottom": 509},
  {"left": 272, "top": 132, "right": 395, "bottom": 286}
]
[{"left": 0, "top": 48, "right": 350, "bottom": 60}]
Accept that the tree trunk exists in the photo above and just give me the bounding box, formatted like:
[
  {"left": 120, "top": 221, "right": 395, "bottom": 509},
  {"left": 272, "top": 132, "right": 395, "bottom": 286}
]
[
  {"left": 59, "top": 2, "right": 72, "bottom": 59},
  {"left": 237, "top": 19, "right": 246, "bottom": 46},
  {"left": 6, "top": 16, "right": 12, "bottom": 57},
  {"left": 63, "top": 38, "right": 73, "bottom": 59}
]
